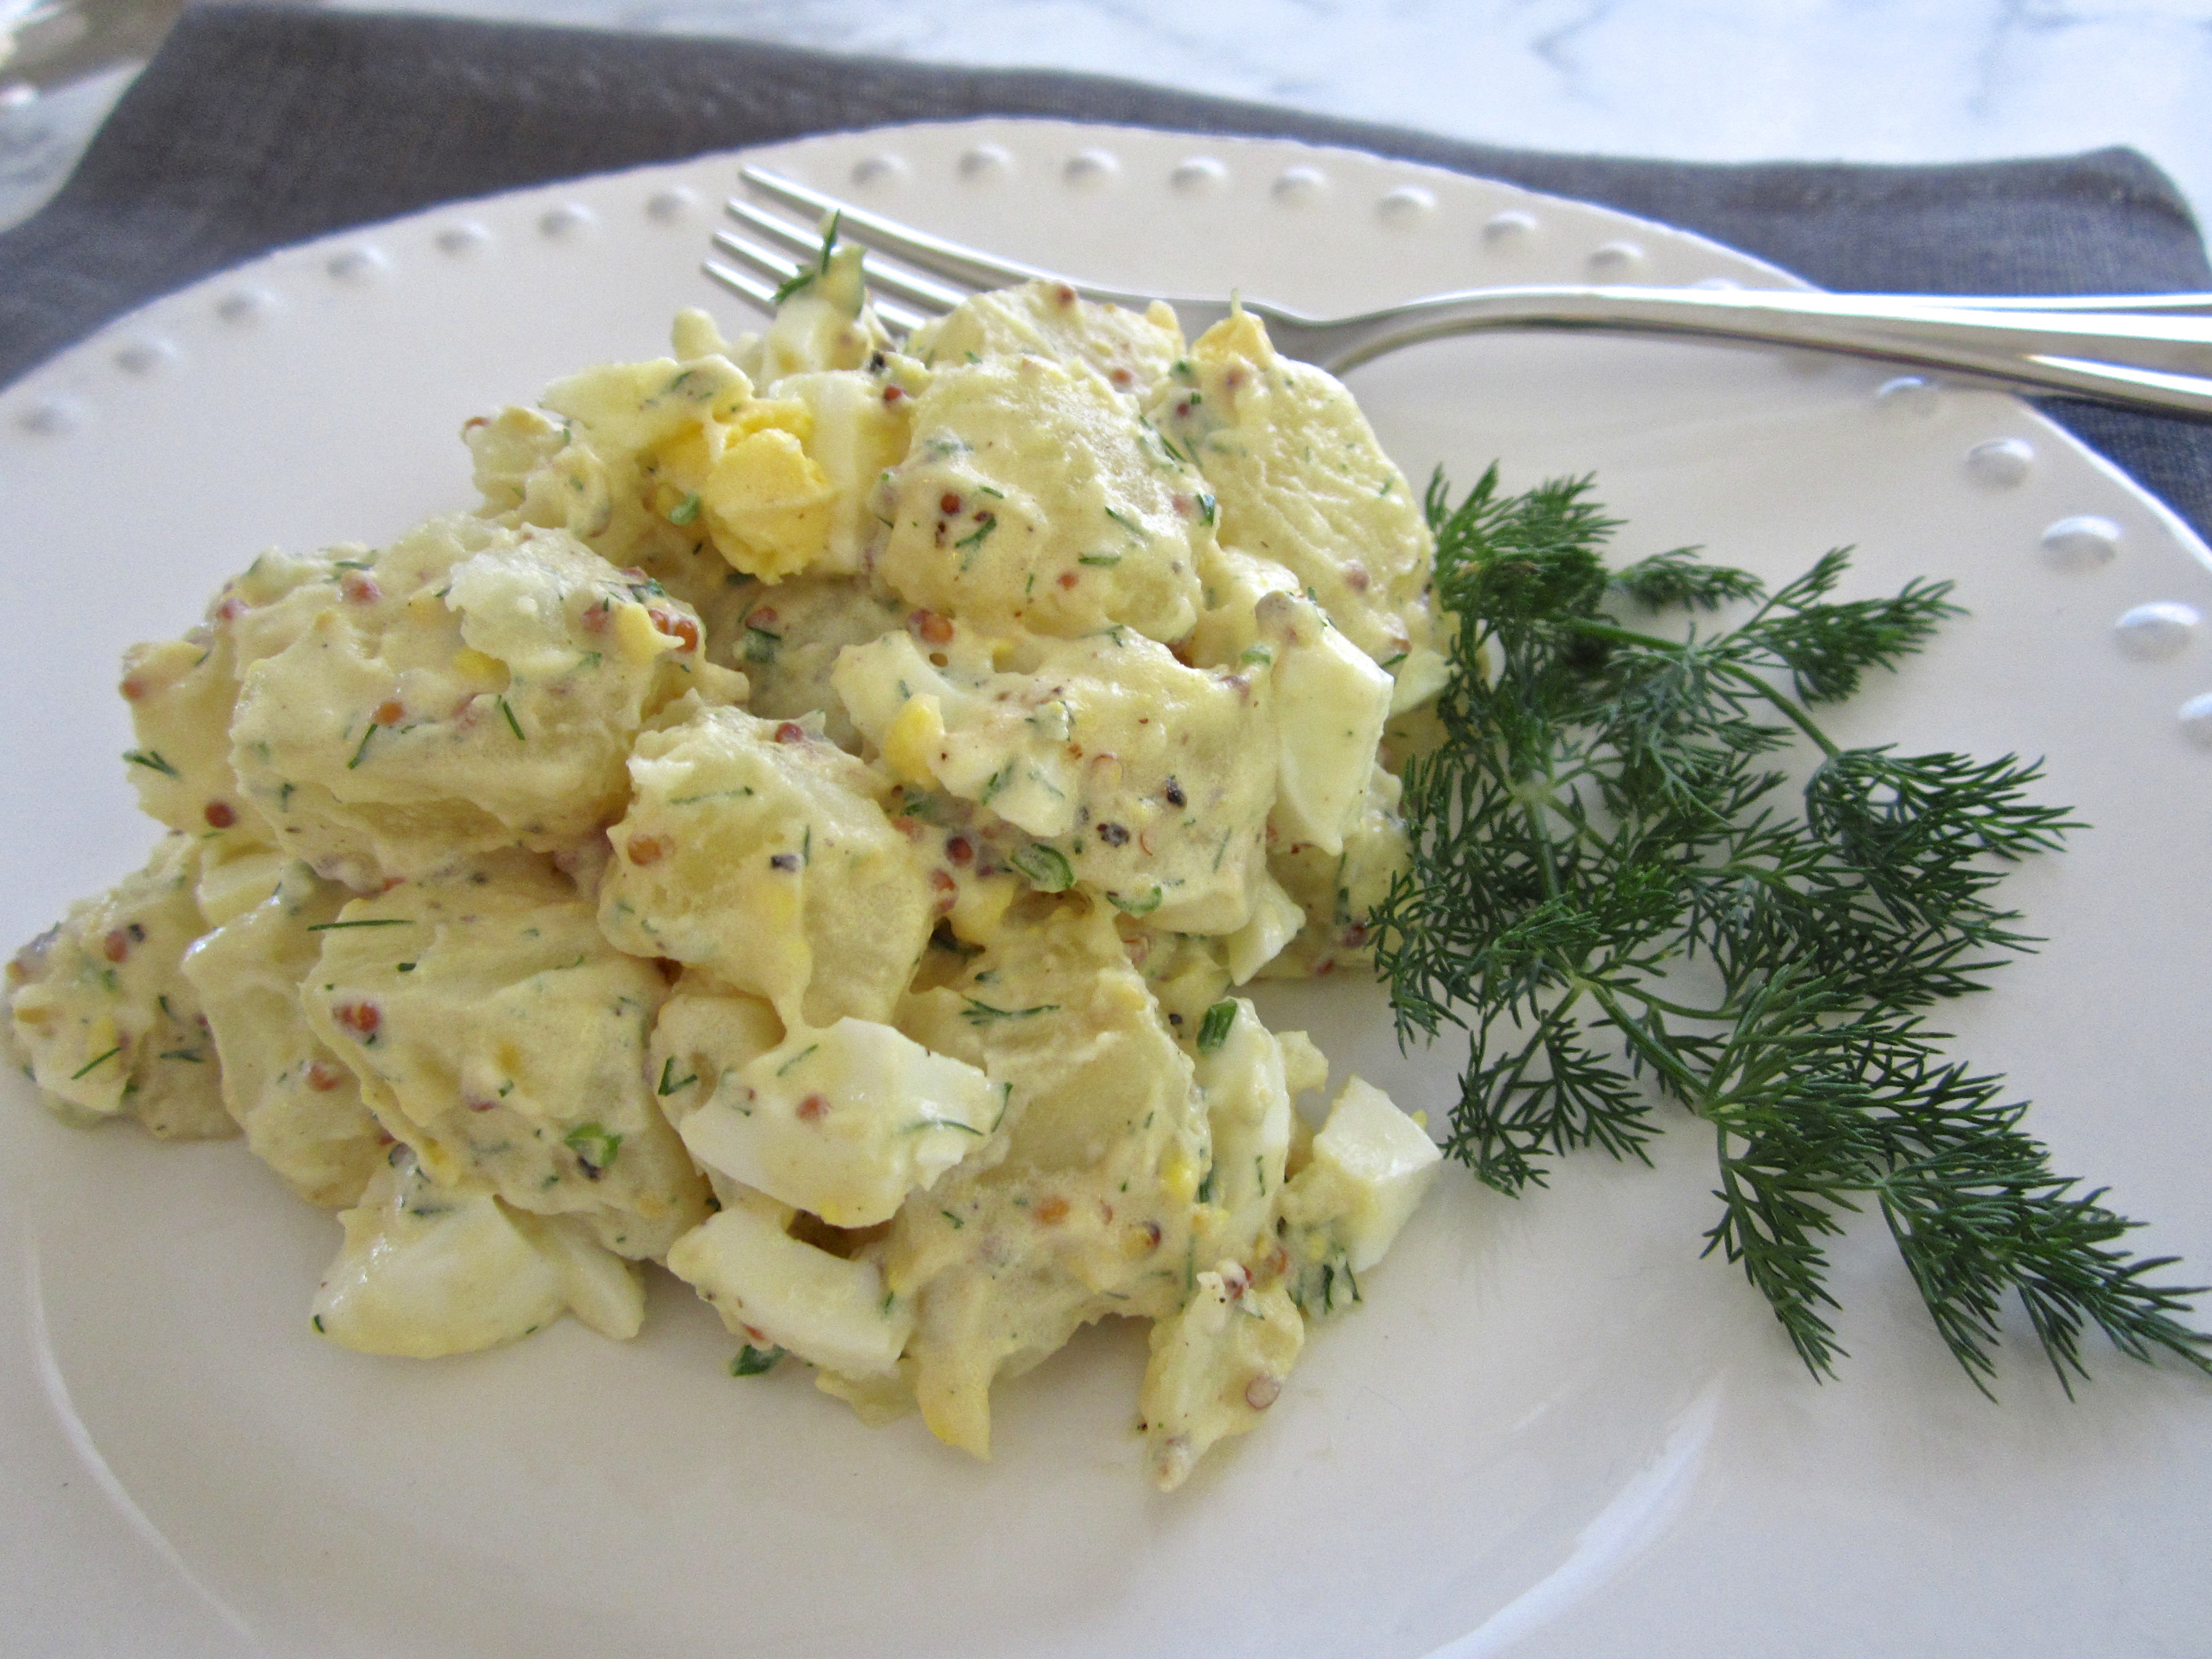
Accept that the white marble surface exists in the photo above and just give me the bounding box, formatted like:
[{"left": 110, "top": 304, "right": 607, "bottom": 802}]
[{"left": 3, "top": 0, "right": 2211, "bottom": 242}]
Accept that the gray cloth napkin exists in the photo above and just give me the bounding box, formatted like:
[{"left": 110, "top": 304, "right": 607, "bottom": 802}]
[{"left": 4, "top": 2, "right": 2209, "bottom": 540}]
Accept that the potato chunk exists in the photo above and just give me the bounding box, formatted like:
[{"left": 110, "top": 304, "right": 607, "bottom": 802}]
[
  {"left": 875, "top": 354, "right": 1207, "bottom": 645},
  {"left": 1151, "top": 310, "right": 1443, "bottom": 689},
  {"left": 226, "top": 516, "right": 737, "bottom": 888},
  {"left": 1140, "top": 1276, "right": 1303, "bottom": 1490},
  {"left": 5, "top": 835, "right": 231, "bottom": 1139},
  {"left": 834, "top": 628, "right": 1276, "bottom": 934},
  {"left": 883, "top": 902, "right": 1213, "bottom": 1460},
  {"left": 182, "top": 857, "right": 387, "bottom": 1208},
  {"left": 117, "top": 627, "right": 265, "bottom": 859},
  {"left": 301, "top": 853, "right": 709, "bottom": 1259},
  {"left": 644, "top": 975, "right": 785, "bottom": 1208},
  {"left": 907, "top": 279, "right": 1186, "bottom": 403},
  {"left": 598, "top": 704, "right": 933, "bottom": 1027},
  {"left": 701, "top": 574, "right": 904, "bottom": 754}
]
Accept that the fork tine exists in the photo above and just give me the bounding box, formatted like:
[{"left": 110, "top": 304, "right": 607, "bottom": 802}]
[
  {"left": 743, "top": 165, "right": 1073, "bottom": 295},
  {"left": 868, "top": 295, "right": 935, "bottom": 336},
  {"left": 719, "top": 198, "right": 822, "bottom": 263},
  {"left": 709, "top": 225, "right": 804, "bottom": 288},
  {"left": 703, "top": 256, "right": 781, "bottom": 314},
  {"left": 724, "top": 200, "right": 974, "bottom": 318},
  {"left": 742, "top": 164, "right": 1203, "bottom": 315},
  {"left": 705, "top": 226, "right": 934, "bottom": 335}
]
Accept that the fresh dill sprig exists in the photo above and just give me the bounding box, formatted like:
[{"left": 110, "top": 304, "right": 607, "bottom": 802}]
[
  {"left": 1373, "top": 465, "right": 2211, "bottom": 1392},
  {"left": 772, "top": 212, "right": 843, "bottom": 305}
]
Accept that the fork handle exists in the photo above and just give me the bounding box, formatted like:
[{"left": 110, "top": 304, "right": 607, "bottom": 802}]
[{"left": 1297, "top": 288, "right": 2212, "bottom": 418}]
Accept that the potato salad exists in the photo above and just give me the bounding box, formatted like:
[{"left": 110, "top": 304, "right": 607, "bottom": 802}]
[{"left": 4, "top": 253, "right": 1448, "bottom": 1489}]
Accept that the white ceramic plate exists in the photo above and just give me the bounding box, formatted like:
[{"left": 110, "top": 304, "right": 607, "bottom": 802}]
[{"left": 4, "top": 121, "right": 2210, "bottom": 1659}]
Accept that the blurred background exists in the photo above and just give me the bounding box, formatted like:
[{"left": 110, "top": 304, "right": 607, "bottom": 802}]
[{"left": 4, "top": 0, "right": 2210, "bottom": 236}]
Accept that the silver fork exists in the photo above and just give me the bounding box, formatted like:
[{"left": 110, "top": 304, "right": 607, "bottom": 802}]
[{"left": 709, "top": 164, "right": 2212, "bottom": 421}]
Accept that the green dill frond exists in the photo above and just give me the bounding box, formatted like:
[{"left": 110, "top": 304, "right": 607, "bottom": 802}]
[
  {"left": 1427, "top": 464, "right": 1619, "bottom": 628},
  {"left": 773, "top": 211, "right": 843, "bottom": 304},
  {"left": 1611, "top": 548, "right": 1765, "bottom": 611},
  {"left": 1373, "top": 466, "right": 2212, "bottom": 1394},
  {"left": 1743, "top": 561, "right": 1961, "bottom": 703}
]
